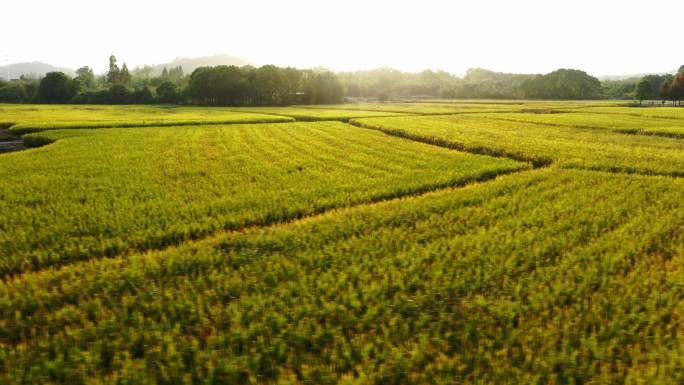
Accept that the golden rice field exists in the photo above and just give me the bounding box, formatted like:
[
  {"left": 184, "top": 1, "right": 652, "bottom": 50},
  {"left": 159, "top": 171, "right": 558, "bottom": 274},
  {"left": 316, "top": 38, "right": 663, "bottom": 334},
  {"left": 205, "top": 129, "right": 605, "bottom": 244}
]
[{"left": 1, "top": 100, "right": 683, "bottom": 384}]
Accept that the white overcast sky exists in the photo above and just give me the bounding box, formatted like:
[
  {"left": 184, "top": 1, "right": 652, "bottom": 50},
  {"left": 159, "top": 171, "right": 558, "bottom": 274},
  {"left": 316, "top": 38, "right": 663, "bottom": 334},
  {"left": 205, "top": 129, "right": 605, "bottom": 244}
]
[{"left": 2, "top": 0, "right": 682, "bottom": 76}]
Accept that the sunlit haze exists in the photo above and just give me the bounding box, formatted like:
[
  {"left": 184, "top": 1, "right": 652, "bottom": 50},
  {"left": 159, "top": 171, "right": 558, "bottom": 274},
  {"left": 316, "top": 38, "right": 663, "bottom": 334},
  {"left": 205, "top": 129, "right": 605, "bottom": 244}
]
[{"left": 2, "top": 0, "right": 683, "bottom": 75}]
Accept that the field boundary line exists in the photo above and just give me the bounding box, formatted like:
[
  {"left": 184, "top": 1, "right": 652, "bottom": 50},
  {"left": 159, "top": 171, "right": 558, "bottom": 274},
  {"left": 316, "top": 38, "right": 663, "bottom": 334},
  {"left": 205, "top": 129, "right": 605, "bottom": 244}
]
[
  {"left": 7, "top": 117, "right": 298, "bottom": 135},
  {"left": 221, "top": 109, "right": 422, "bottom": 122},
  {"left": 347, "top": 119, "right": 552, "bottom": 168},
  {"left": 481, "top": 115, "right": 684, "bottom": 139},
  {"left": 3, "top": 162, "right": 532, "bottom": 279},
  {"left": 349, "top": 120, "right": 684, "bottom": 179}
]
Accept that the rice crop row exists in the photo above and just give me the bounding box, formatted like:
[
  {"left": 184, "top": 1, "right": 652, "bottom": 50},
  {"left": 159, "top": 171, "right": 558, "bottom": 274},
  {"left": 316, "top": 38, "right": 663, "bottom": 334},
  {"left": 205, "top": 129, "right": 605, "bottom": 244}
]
[
  {"left": 351, "top": 114, "right": 684, "bottom": 175},
  {"left": 0, "top": 121, "right": 525, "bottom": 275},
  {"left": 2, "top": 169, "right": 683, "bottom": 384}
]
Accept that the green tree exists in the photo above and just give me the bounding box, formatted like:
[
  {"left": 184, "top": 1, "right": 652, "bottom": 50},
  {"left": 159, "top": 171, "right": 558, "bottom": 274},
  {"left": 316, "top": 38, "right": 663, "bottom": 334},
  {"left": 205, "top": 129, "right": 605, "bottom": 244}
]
[
  {"left": 119, "top": 63, "right": 132, "bottom": 86},
  {"left": 133, "top": 65, "right": 153, "bottom": 79},
  {"left": 75, "top": 66, "right": 95, "bottom": 89},
  {"left": 132, "top": 87, "right": 154, "bottom": 104},
  {"left": 0, "top": 83, "right": 28, "bottom": 102},
  {"left": 521, "top": 69, "right": 601, "bottom": 99},
  {"left": 660, "top": 81, "right": 672, "bottom": 105},
  {"left": 168, "top": 66, "right": 184, "bottom": 82},
  {"left": 106, "top": 55, "right": 120, "bottom": 84},
  {"left": 132, "top": 65, "right": 154, "bottom": 88},
  {"left": 303, "top": 70, "right": 344, "bottom": 104},
  {"left": 108, "top": 84, "right": 131, "bottom": 104},
  {"left": 156, "top": 81, "right": 180, "bottom": 104},
  {"left": 281, "top": 67, "right": 303, "bottom": 105},
  {"left": 635, "top": 78, "right": 651, "bottom": 104},
  {"left": 37, "top": 72, "right": 79, "bottom": 103},
  {"left": 253, "top": 65, "right": 286, "bottom": 105}
]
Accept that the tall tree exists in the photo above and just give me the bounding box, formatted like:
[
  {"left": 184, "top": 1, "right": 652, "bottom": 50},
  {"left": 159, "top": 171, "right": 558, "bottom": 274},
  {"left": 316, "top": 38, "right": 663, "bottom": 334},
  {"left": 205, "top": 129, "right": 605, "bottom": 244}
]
[
  {"left": 106, "top": 55, "right": 120, "bottom": 84},
  {"left": 168, "top": 66, "right": 184, "bottom": 82},
  {"left": 660, "top": 81, "right": 672, "bottom": 105},
  {"left": 38, "top": 72, "right": 79, "bottom": 103},
  {"left": 635, "top": 78, "right": 651, "bottom": 104},
  {"left": 75, "top": 66, "right": 95, "bottom": 89},
  {"left": 253, "top": 65, "right": 286, "bottom": 105},
  {"left": 119, "top": 63, "right": 132, "bottom": 86},
  {"left": 156, "top": 81, "right": 180, "bottom": 104},
  {"left": 133, "top": 65, "right": 153, "bottom": 79},
  {"left": 671, "top": 74, "right": 684, "bottom": 106}
]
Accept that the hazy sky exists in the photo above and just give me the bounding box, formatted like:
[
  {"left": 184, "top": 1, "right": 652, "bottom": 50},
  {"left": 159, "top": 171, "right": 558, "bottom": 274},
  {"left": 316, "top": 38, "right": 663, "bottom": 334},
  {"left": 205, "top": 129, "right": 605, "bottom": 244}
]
[{"left": 2, "top": 0, "right": 682, "bottom": 76}]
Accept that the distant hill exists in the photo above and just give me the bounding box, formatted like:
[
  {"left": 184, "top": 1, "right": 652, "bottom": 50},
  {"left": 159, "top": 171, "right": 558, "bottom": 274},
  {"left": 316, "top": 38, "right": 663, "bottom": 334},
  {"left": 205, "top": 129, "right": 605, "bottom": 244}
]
[
  {"left": 0, "top": 62, "right": 74, "bottom": 80},
  {"left": 148, "top": 54, "right": 252, "bottom": 76}
]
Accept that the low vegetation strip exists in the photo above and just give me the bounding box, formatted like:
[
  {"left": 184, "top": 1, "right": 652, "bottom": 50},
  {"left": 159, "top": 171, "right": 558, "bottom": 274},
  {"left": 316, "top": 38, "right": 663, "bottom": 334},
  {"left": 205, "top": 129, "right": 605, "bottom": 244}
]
[
  {"left": 478, "top": 112, "right": 684, "bottom": 138},
  {"left": 8, "top": 115, "right": 295, "bottom": 135},
  {"left": 0, "top": 121, "right": 525, "bottom": 276},
  {"left": 303, "top": 103, "right": 519, "bottom": 115},
  {"left": 352, "top": 114, "right": 684, "bottom": 176},
  {"left": 571, "top": 106, "right": 684, "bottom": 120},
  {"left": 223, "top": 107, "right": 409, "bottom": 121},
  {"left": 305, "top": 100, "right": 619, "bottom": 115},
  {"left": 0, "top": 104, "right": 296, "bottom": 134},
  {"left": 2, "top": 169, "right": 683, "bottom": 384}
]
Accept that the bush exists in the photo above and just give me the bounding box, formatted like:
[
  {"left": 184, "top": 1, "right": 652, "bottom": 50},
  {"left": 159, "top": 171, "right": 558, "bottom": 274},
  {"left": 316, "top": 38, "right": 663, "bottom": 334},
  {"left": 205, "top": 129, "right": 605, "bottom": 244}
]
[
  {"left": 132, "top": 87, "right": 154, "bottom": 104},
  {"left": 0, "top": 84, "right": 28, "bottom": 103},
  {"left": 70, "top": 90, "right": 113, "bottom": 104},
  {"left": 37, "top": 72, "right": 79, "bottom": 103},
  {"left": 109, "top": 85, "right": 132, "bottom": 104},
  {"left": 22, "top": 133, "right": 56, "bottom": 148},
  {"left": 155, "top": 81, "right": 180, "bottom": 104}
]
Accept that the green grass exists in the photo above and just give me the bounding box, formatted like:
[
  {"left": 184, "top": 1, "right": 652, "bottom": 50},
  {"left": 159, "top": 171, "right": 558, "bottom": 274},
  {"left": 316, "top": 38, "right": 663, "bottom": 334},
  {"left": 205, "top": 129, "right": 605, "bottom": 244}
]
[
  {"left": 305, "top": 100, "right": 622, "bottom": 115},
  {"left": 0, "top": 121, "right": 525, "bottom": 275},
  {"left": 3, "top": 102, "right": 684, "bottom": 384},
  {"left": 480, "top": 111, "right": 684, "bottom": 137},
  {"left": 304, "top": 103, "right": 520, "bottom": 115},
  {"left": 352, "top": 114, "right": 684, "bottom": 175},
  {"left": 3, "top": 169, "right": 683, "bottom": 384},
  {"left": 572, "top": 106, "right": 684, "bottom": 120},
  {"left": 224, "top": 106, "right": 408, "bottom": 120},
  {"left": 0, "top": 104, "right": 295, "bottom": 134}
]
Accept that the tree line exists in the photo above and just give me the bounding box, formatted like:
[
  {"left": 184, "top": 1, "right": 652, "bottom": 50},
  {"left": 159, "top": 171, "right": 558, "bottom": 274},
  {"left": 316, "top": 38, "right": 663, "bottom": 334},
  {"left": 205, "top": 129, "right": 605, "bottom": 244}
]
[
  {"left": 0, "top": 55, "right": 344, "bottom": 105},
  {"left": 339, "top": 68, "right": 603, "bottom": 100},
  {"left": 1, "top": 56, "right": 684, "bottom": 104},
  {"left": 186, "top": 65, "right": 343, "bottom": 105},
  {"left": 635, "top": 66, "right": 684, "bottom": 105}
]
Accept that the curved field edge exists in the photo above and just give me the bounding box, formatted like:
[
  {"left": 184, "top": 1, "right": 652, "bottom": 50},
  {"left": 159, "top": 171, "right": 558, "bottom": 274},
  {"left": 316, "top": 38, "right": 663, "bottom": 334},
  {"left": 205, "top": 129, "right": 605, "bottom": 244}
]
[
  {"left": 222, "top": 107, "right": 412, "bottom": 122},
  {"left": 479, "top": 114, "right": 684, "bottom": 139},
  {"left": 2, "top": 169, "right": 684, "bottom": 384},
  {"left": 349, "top": 119, "right": 553, "bottom": 168},
  {"left": 350, "top": 116, "right": 684, "bottom": 178},
  {"left": 8, "top": 115, "right": 296, "bottom": 135},
  {"left": 0, "top": 123, "right": 528, "bottom": 276}
]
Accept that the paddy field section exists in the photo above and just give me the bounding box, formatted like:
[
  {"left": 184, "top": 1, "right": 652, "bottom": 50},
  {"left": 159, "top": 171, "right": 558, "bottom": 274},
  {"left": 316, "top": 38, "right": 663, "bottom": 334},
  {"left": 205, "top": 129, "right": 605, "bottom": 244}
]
[
  {"left": 305, "top": 100, "right": 619, "bottom": 115},
  {"left": 1, "top": 101, "right": 684, "bottom": 384},
  {"left": 222, "top": 106, "right": 409, "bottom": 121},
  {"left": 0, "top": 104, "right": 296, "bottom": 134},
  {"left": 351, "top": 114, "right": 684, "bottom": 175},
  {"left": 477, "top": 111, "right": 684, "bottom": 137},
  {"left": 0, "top": 121, "right": 525, "bottom": 276},
  {"left": 570, "top": 106, "right": 684, "bottom": 120},
  {"left": 3, "top": 169, "right": 684, "bottom": 384}
]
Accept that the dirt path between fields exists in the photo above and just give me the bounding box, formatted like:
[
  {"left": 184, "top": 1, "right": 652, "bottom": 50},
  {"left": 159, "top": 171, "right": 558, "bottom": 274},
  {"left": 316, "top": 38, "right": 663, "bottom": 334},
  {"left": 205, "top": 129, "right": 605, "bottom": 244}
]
[
  {"left": 0, "top": 140, "right": 24, "bottom": 152},
  {"left": 0, "top": 128, "right": 25, "bottom": 153}
]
